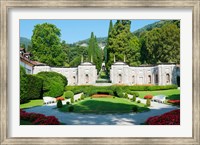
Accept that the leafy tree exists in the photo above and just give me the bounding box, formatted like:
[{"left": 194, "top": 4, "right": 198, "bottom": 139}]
[
  {"left": 140, "top": 23, "right": 180, "bottom": 64},
  {"left": 31, "top": 23, "right": 65, "bottom": 66}
]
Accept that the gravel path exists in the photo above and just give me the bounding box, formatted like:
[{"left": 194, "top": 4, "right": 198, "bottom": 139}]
[{"left": 24, "top": 97, "right": 178, "bottom": 125}]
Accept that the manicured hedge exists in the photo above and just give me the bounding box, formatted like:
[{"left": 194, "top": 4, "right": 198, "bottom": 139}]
[
  {"left": 27, "top": 74, "right": 43, "bottom": 100},
  {"left": 20, "top": 66, "right": 29, "bottom": 104},
  {"left": 36, "top": 72, "right": 67, "bottom": 97},
  {"left": 65, "top": 85, "right": 177, "bottom": 98}
]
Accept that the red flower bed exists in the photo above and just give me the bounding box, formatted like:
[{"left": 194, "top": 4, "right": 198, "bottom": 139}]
[
  {"left": 92, "top": 94, "right": 113, "bottom": 98},
  {"left": 146, "top": 109, "right": 180, "bottom": 125},
  {"left": 20, "top": 110, "right": 60, "bottom": 125},
  {"left": 56, "top": 97, "right": 65, "bottom": 101},
  {"left": 144, "top": 94, "right": 153, "bottom": 99},
  {"left": 168, "top": 100, "right": 180, "bottom": 105}
]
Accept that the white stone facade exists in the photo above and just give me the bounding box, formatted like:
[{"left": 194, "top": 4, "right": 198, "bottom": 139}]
[
  {"left": 33, "top": 62, "right": 97, "bottom": 86},
  {"left": 32, "top": 61, "right": 179, "bottom": 86},
  {"left": 110, "top": 62, "right": 178, "bottom": 86}
]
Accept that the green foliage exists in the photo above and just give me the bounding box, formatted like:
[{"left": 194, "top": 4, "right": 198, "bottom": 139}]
[
  {"left": 106, "top": 20, "right": 141, "bottom": 70},
  {"left": 124, "top": 93, "right": 128, "bottom": 99},
  {"left": 137, "top": 100, "right": 141, "bottom": 103},
  {"left": 68, "top": 105, "right": 74, "bottom": 112},
  {"left": 132, "top": 95, "right": 136, "bottom": 102},
  {"left": 36, "top": 71, "right": 67, "bottom": 97},
  {"left": 64, "top": 91, "right": 74, "bottom": 99},
  {"left": 31, "top": 23, "right": 65, "bottom": 66},
  {"left": 132, "top": 106, "right": 138, "bottom": 112},
  {"left": 146, "top": 98, "right": 151, "bottom": 107},
  {"left": 57, "top": 100, "right": 63, "bottom": 108},
  {"left": 20, "top": 66, "right": 29, "bottom": 104},
  {"left": 81, "top": 94, "right": 85, "bottom": 100},
  {"left": 140, "top": 23, "right": 180, "bottom": 64},
  {"left": 26, "top": 74, "right": 43, "bottom": 100},
  {"left": 71, "top": 96, "right": 74, "bottom": 103},
  {"left": 88, "top": 32, "right": 103, "bottom": 73}
]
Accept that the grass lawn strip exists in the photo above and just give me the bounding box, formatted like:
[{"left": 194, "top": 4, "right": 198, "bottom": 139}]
[
  {"left": 20, "top": 99, "right": 43, "bottom": 109},
  {"left": 60, "top": 97, "right": 149, "bottom": 114},
  {"left": 137, "top": 89, "right": 180, "bottom": 100}
]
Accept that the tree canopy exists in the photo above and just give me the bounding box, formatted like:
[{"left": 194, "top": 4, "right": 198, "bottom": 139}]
[{"left": 31, "top": 23, "right": 65, "bottom": 66}]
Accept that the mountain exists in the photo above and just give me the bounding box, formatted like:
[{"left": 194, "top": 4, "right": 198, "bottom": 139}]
[
  {"left": 74, "top": 37, "right": 107, "bottom": 49},
  {"left": 74, "top": 20, "right": 180, "bottom": 47},
  {"left": 20, "top": 37, "right": 31, "bottom": 49}
]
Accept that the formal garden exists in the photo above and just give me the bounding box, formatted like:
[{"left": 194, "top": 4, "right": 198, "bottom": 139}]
[{"left": 20, "top": 66, "right": 180, "bottom": 125}]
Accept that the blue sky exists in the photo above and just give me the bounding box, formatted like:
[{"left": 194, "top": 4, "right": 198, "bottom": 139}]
[{"left": 20, "top": 19, "right": 160, "bottom": 44}]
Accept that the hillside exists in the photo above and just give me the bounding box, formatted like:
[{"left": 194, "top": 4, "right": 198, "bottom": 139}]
[
  {"left": 74, "top": 20, "right": 180, "bottom": 46},
  {"left": 132, "top": 20, "right": 180, "bottom": 37},
  {"left": 20, "top": 37, "right": 31, "bottom": 49}
]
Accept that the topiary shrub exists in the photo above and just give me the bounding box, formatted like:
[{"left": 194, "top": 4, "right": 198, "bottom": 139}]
[
  {"left": 36, "top": 71, "right": 67, "bottom": 97},
  {"left": 81, "top": 94, "right": 85, "bottom": 100},
  {"left": 144, "top": 94, "right": 153, "bottom": 99},
  {"left": 137, "top": 100, "right": 141, "bottom": 103},
  {"left": 124, "top": 93, "right": 128, "bottom": 99},
  {"left": 68, "top": 105, "right": 74, "bottom": 112},
  {"left": 146, "top": 98, "right": 151, "bottom": 107},
  {"left": 64, "top": 91, "right": 74, "bottom": 99},
  {"left": 27, "top": 74, "right": 43, "bottom": 100},
  {"left": 132, "top": 95, "right": 136, "bottom": 102},
  {"left": 132, "top": 106, "right": 138, "bottom": 112},
  {"left": 57, "top": 100, "right": 63, "bottom": 108}
]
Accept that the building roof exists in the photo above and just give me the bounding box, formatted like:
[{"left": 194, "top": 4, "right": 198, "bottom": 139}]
[
  {"left": 113, "top": 61, "right": 128, "bottom": 65},
  {"left": 80, "top": 62, "right": 94, "bottom": 66},
  {"left": 20, "top": 55, "right": 46, "bottom": 66}
]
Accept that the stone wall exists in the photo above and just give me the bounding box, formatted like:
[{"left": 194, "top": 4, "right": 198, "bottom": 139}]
[{"left": 110, "top": 62, "right": 178, "bottom": 86}]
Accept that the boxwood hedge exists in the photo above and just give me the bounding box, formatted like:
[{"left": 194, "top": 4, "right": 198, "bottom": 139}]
[{"left": 36, "top": 72, "right": 68, "bottom": 97}]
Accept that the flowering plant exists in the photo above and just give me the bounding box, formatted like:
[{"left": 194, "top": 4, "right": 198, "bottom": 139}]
[
  {"left": 144, "top": 94, "right": 153, "bottom": 99},
  {"left": 168, "top": 100, "right": 180, "bottom": 105},
  {"left": 145, "top": 109, "right": 180, "bottom": 125},
  {"left": 20, "top": 109, "right": 60, "bottom": 125},
  {"left": 56, "top": 97, "right": 65, "bottom": 101}
]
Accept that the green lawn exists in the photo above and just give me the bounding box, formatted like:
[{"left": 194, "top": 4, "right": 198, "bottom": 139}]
[
  {"left": 59, "top": 97, "right": 149, "bottom": 114},
  {"left": 20, "top": 99, "right": 44, "bottom": 109},
  {"left": 136, "top": 89, "right": 180, "bottom": 100}
]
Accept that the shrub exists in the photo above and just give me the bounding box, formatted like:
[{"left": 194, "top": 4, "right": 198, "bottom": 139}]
[
  {"left": 113, "top": 96, "right": 115, "bottom": 99},
  {"left": 56, "top": 97, "right": 65, "bottom": 101},
  {"left": 64, "top": 91, "right": 74, "bottom": 99},
  {"left": 146, "top": 98, "right": 151, "bottom": 107},
  {"left": 36, "top": 72, "right": 67, "bottom": 97},
  {"left": 81, "top": 94, "right": 85, "bottom": 100},
  {"left": 20, "top": 110, "right": 60, "bottom": 125},
  {"left": 144, "top": 94, "right": 153, "bottom": 99},
  {"left": 124, "top": 93, "right": 128, "bottom": 99},
  {"left": 68, "top": 105, "right": 74, "bottom": 112},
  {"left": 132, "top": 106, "right": 138, "bottom": 112},
  {"left": 66, "top": 101, "right": 70, "bottom": 105},
  {"left": 27, "top": 74, "right": 43, "bottom": 100},
  {"left": 75, "top": 100, "right": 77, "bottom": 102},
  {"left": 168, "top": 100, "right": 180, "bottom": 105},
  {"left": 20, "top": 66, "right": 29, "bottom": 104},
  {"left": 146, "top": 109, "right": 180, "bottom": 125},
  {"left": 57, "top": 100, "right": 63, "bottom": 108},
  {"left": 137, "top": 100, "right": 141, "bottom": 103},
  {"left": 132, "top": 95, "right": 136, "bottom": 102}
]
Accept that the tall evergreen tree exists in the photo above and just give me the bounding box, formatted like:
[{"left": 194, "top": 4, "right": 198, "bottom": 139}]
[
  {"left": 104, "top": 20, "right": 113, "bottom": 63},
  {"left": 88, "top": 32, "right": 103, "bottom": 73},
  {"left": 106, "top": 20, "right": 141, "bottom": 70}
]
